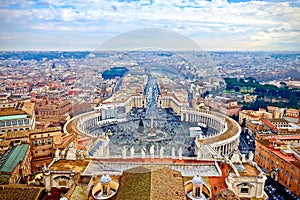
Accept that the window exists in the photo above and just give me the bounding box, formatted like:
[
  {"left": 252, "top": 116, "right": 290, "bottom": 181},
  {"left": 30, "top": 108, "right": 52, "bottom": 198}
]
[
  {"left": 103, "top": 186, "right": 108, "bottom": 196},
  {"left": 34, "top": 140, "right": 38, "bottom": 146},
  {"left": 290, "top": 175, "right": 293, "bottom": 180},
  {"left": 286, "top": 171, "right": 289, "bottom": 177},
  {"left": 195, "top": 187, "right": 201, "bottom": 197},
  {"left": 59, "top": 180, "right": 67, "bottom": 187},
  {"left": 41, "top": 139, "right": 45, "bottom": 145},
  {"left": 241, "top": 188, "right": 249, "bottom": 193},
  {"left": 47, "top": 138, "right": 51, "bottom": 144},
  {"left": 295, "top": 178, "right": 298, "bottom": 183}
]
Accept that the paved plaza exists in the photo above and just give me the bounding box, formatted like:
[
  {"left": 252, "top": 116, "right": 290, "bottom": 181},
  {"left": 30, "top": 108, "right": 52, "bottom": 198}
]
[{"left": 89, "top": 118, "right": 217, "bottom": 157}]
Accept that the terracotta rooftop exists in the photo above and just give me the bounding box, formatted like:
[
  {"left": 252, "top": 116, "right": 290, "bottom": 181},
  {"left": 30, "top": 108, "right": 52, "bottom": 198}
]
[
  {"left": 214, "top": 189, "right": 239, "bottom": 200},
  {"left": 261, "top": 119, "right": 278, "bottom": 131},
  {"left": 21, "top": 102, "right": 34, "bottom": 117},
  {"left": 6, "top": 131, "right": 30, "bottom": 139},
  {"left": 0, "top": 102, "right": 34, "bottom": 117},
  {"left": 269, "top": 118, "right": 289, "bottom": 123},
  {"left": 50, "top": 159, "right": 90, "bottom": 173},
  {"left": 239, "top": 163, "right": 260, "bottom": 177},
  {"left": 0, "top": 139, "right": 10, "bottom": 147},
  {"left": 265, "top": 134, "right": 300, "bottom": 140},
  {"left": 0, "top": 107, "right": 26, "bottom": 116},
  {"left": 112, "top": 165, "right": 185, "bottom": 200},
  {"left": 0, "top": 184, "right": 45, "bottom": 200},
  {"left": 272, "top": 149, "right": 297, "bottom": 162}
]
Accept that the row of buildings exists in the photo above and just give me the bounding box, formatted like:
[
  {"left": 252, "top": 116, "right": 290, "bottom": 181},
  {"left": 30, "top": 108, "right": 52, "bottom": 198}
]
[
  {"left": 237, "top": 105, "right": 300, "bottom": 197},
  {"left": 239, "top": 107, "right": 300, "bottom": 135}
]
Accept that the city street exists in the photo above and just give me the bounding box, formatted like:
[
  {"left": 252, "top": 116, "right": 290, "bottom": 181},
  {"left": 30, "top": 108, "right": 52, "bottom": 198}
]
[
  {"left": 265, "top": 177, "right": 300, "bottom": 200},
  {"left": 239, "top": 128, "right": 256, "bottom": 154}
]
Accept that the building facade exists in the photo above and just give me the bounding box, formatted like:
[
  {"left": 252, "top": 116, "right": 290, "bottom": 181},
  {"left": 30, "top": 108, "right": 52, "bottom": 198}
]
[
  {"left": 0, "top": 102, "right": 35, "bottom": 134},
  {"left": 255, "top": 135, "right": 300, "bottom": 197},
  {"left": 29, "top": 127, "right": 64, "bottom": 172}
]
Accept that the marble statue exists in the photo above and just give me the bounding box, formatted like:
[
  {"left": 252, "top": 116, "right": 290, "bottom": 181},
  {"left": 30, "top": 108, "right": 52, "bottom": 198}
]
[
  {"left": 150, "top": 145, "right": 155, "bottom": 159},
  {"left": 55, "top": 148, "right": 60, "bottom": 160},
  {"left": 159, "top": 146, "right": 165, "bottom": 159},
  {"left": 242, "top": 154, "right": 246, "bottom": 162},
  {"left": 141, "top": 147, "right": 146, "bottom": 159},
  {"left": 197, "top": 149, "right": 201, "bottom": 160},
  {"left": 77, "top": 149, "right": 84, "bottom": 160},
  {"left": 61, "top": 149, "right": 66, "bottom": 159},
  {"left": 130, "top": 146, "right": 135, "bottom": 158},
  {"left": 171, "top": 147, "right": 176, "bottom": 159},
  {"left": 122, "top": 147, "right": 127, "bottom": 159},
  {"left": 248, "top": 151, "right": 254, "bottom": 161},
  {"left": 42, "top": 163, "right": 49, "bottom": 173},
  {"left": 178, "top": 147, "right": 182, "bottom": 160},
  {"left": 66, "top": 142, "right": 76, "bottom": 160}
]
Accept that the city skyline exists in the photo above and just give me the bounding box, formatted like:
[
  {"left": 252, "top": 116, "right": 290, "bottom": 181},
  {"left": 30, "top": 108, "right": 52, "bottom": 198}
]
[{"left": 0, "top": 0, "right": 299, "bottom": 51}]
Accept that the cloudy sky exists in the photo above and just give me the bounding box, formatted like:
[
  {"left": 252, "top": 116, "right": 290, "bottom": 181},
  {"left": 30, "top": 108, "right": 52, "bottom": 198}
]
[{"left": 0, "top": 0, "right": 299, "bottom": 51}]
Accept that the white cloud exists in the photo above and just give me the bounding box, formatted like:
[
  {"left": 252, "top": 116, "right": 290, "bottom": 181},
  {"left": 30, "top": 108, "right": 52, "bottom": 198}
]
[{"left": 0, "top": 0, "right": 299, "bottom": 50}]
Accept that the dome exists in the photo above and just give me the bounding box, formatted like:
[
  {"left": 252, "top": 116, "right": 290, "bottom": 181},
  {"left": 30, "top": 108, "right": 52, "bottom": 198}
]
[
  {"left": 192, "top": 175, "right": 204, "bottom": 185},
  {"left": 100, "top": 174, "right": 111, "bottom": 183}
]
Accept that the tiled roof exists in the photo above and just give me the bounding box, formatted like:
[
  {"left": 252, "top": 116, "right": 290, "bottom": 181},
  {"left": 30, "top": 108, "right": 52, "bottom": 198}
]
[
  {"left": 0, "top": 102, "right": 34, "bottom": 117},
  {"left": 6, "top": 131, "right": 30, "bottom": 139},
  {"left": 112, "top": 166, "right": 185, "bottom": 200},
  {"left": 21, "top": 102, "right": 34, "bottom": 117},
  {"left": 0, "top": 144, "right": 29, "bottom": 173},
  {"left": 0, "top": 184, "right": 45, "bottom": 200},
  {"left": 261, "top": 119, "right": 278, "bottom": 131},
  {"left": 49, "top": 159, "right": 90, "bottom": 173},
  {"left": 0, "top": 108, "right": 26, "bottom": 117},
  {"left": 0, "top": 140, "right": 10, "bottom": 147}
]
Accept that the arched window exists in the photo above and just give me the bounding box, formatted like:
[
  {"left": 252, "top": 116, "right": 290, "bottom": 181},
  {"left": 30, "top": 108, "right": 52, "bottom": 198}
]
[
  {"left": 103, "top": 185, "right": 107, "bottom": 196},
  {"left": 195, "top": 187, "right": 201, "bottom": 197}
]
